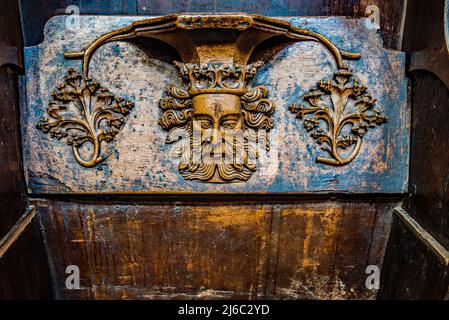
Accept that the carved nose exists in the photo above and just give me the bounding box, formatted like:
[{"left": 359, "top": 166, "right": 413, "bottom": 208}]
[
  {"left": 203, "top": 130, "right": 222, "bottom": 146},
  {"left": 211, "top": 129, "right": 221, "bottom": 146}
]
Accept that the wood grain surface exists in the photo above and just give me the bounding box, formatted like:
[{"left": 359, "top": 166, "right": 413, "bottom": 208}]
[
  {"left": 0, "top": 0, "right": 53, "bottom": 299},
  {"left": 378, "top": 0, "right": 449, "bottom": 300},
  {"left": 35, "top": 198, "right": 399, "bottom": 299},
  {"left": 21, "top": 16, "right": 409, "bottom": 194}
]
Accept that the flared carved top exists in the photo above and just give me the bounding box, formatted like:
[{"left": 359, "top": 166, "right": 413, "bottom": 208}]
[{"left": 64, "top": 13, "right": 361, "bottom": 77}]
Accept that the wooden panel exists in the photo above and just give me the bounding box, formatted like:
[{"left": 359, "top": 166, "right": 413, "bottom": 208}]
[
  {"left": 0, "top": 0, "right": 26, "bottom": 239},
  {"left": 78, "top": 0, "right": 137, "bottom": 14},
  {"left": 35, "top": 199, "right": 273, "bottom": 299},
  {"left": 35, "top": 199, "right": 399, "bottom": 299},
  {"left": 18, "top": 0, "right": 139, "bottom": 46},
  {"left": 406, "top": 0, "right": 449, "bottom": 90},
  {"left": 136, "top": 0, "right": 359, "bottom": 15},
  {"left": 273, "top": 201, "right": 394, "bottom": 299},
  {"left": 12, "top": 0, "right": 411, "bottom": 301},
  {"left": 138, "top": 0, "right": 406, "bottom": 48},
  {"left": 405, "top": 71, "right": 449, "bottom": 248},
  {"left": 361, "top": 0, "right": 406, "bottom": 50},
  {"left": 402, "top": 0, "right": 443, "bottom": 52},
  {"left": 379, "top": 214, "right": 449, "bottom": 299},
  {"left": 379, "top": 0, "right": 449, "bottom": 300},
  {"left": 0, "top": 217, "right": 53, "bottom": 299},
  {"left": 0, "top": 68, "right": 27, "bottom": 236},
  {"left": 0, "top": 0, "right": 53, "bottom": 299},
  {"left": 401, "top": 0, "right": 449, "bottom": 249},
  {"left": 21, "top": 16, "right": 409, "bottom": 194}
]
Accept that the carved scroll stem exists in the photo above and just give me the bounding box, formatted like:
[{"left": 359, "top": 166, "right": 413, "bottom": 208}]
[
  {"left": 317, "top": 113, "right": 363, "bottom": 166},
  {"left": 71, "top": 135, "right": 103, "bottom": 167},
  {"left": 316, "top": 137, "right": 362, "bottom": 166},
  {"left": 71, "top": 86, "right": 104, "bottom": 167}
]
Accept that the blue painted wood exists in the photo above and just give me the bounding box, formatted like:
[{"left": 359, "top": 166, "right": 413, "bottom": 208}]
[
  {"left": 20, "top": 16, "right": 409, "bottom": 194},
  {"left": 18, "top": 0, "right": 371, "bottom": 46}
]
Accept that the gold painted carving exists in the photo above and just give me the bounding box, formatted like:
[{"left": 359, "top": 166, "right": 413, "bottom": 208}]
[
  {"left": 159, "top": 61, "right": 274, "bottom": 182},
  {"left": 36, "top": 68, "right": 134, "bottom": 167},
  {"left": 289, "top": 69, "right": 387, "bottom": 166},
  {"left": 42, "top": 13, "right": 370, "bottom": 178}
]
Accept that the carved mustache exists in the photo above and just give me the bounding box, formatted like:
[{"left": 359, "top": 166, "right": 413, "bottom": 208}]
[
  {"left": 192, "top": 132, "right": 244, "bottom": 164},
  {"left": 168, "top": 125, "right": 264, "bottom": 181},
  {"left": 178, "top": 131, "right": 256, "bottom": 181}
]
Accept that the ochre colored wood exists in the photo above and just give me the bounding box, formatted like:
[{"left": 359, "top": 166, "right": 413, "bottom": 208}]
[{"left": 35, "top": 199, "right": 398, "bottom": 299}]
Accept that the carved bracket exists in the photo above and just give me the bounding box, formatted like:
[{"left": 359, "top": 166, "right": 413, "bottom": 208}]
[{"left": 37, "top": 13, "right": 382, "bottom": 181}]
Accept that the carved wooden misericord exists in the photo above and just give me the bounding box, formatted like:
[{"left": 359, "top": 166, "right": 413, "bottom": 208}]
[{"left": 36, "top": 13, "right": 386, "bottom": 182}]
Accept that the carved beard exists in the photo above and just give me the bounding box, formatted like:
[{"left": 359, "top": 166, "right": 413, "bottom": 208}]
[{"left": 170, "top": 122, "right": 261, "bottom": 182}]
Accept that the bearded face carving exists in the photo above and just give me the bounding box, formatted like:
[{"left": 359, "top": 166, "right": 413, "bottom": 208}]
[{"left": 159, "top": 61, "right": 275, "bottom": 183}]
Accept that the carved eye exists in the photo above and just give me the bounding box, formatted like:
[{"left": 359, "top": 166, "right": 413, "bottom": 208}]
[
  {"left": 221, "top": 119, "right": 238, "bottom": 130},
  {"left": 198, "top": 119, "right": 213, "bottom": 129}
]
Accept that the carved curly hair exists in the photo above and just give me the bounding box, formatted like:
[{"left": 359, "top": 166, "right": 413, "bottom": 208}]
[{"left": 159, "top": 85, "right": 275, "bottom": 146}]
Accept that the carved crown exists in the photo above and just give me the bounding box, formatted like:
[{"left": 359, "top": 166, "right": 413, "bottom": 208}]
[{"left": 174, "top": 61, "right": 264, "bottom": 96}]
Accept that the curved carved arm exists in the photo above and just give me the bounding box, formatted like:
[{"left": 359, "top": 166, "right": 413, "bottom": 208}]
[{"left": 64, "top": 13, "right": 360, "bottom": 78}]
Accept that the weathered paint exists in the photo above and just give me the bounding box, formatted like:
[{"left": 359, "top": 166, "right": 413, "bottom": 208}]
[{"left": 21, "top": 16, "right": 409, "bottom": 194}]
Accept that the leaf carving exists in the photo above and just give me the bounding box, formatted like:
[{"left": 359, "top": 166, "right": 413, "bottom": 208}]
[
  {"left": 289, "top": 69, "right": 387, "bottom": 166},
  {"left": 36, "top": 68, "right": 134, "bottom": 167}
]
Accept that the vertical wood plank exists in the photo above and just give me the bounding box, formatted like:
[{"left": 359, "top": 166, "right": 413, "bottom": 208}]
[
  {"left": 379, "top": 0, "right": 449, "bottom": 300},
  {"left": 0, "top": 0, "right": 53, "bottom": 299},
  {"left": 36, "top": 200, "right": 273, "bottom": 299},
  {"left": 379, "top": 214, "right": 449, "bottom": 299},
  {"left": 273, "top": 201, "right": 396, "bottom": 299},
  {"left": 0, "top": 0, "right": 26, "bottom": 238}
]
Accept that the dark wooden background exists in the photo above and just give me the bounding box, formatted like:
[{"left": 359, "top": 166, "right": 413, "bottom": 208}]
[{"left": 0, "top": 0, "right": 448, "bottom": 299}]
